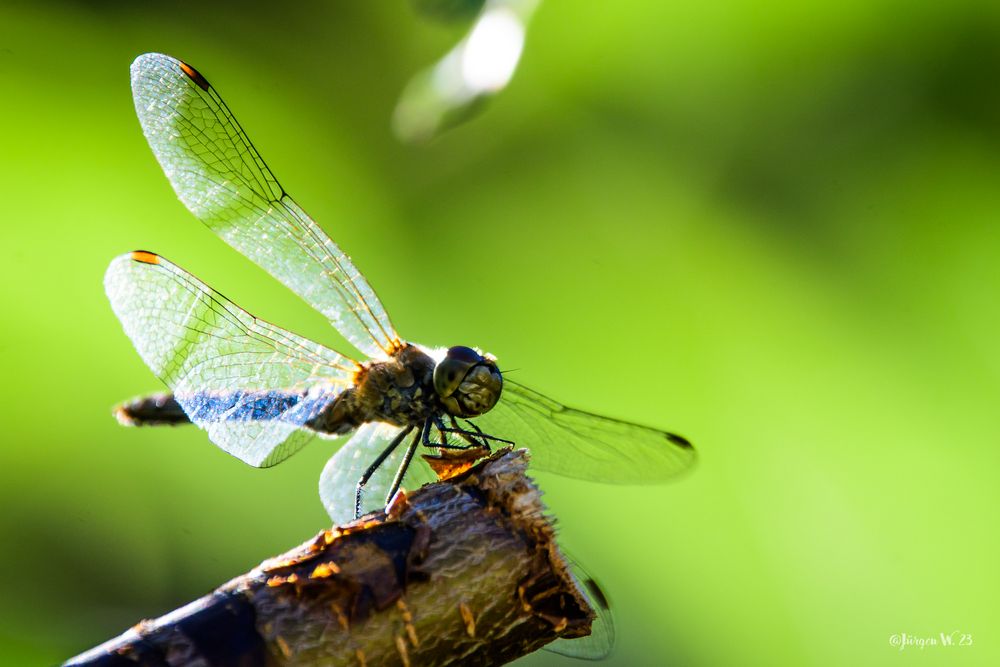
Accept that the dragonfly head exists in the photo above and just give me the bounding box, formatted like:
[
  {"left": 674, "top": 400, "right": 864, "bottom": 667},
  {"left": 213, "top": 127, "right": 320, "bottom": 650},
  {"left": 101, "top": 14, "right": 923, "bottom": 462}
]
[{"left": 434, "top": 346, "right": 503, "bottom": 417}]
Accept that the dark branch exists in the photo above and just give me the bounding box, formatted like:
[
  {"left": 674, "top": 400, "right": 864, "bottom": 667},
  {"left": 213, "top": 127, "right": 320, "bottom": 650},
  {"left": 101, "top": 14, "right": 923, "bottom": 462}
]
[{"left": 63, "top": 449, "right": 597, "bottom": 666}]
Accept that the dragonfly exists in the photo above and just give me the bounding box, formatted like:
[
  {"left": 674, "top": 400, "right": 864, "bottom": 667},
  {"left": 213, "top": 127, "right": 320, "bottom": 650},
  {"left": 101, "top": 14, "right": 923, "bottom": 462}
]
[{"left": 108, "top": 53, "right": 695, "bottom": 659}]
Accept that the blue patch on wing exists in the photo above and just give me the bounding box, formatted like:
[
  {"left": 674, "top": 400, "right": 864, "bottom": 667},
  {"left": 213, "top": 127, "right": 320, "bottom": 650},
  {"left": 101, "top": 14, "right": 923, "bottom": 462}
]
[{"left": 181, "top": 390, "right": 329, "bottom": 424}]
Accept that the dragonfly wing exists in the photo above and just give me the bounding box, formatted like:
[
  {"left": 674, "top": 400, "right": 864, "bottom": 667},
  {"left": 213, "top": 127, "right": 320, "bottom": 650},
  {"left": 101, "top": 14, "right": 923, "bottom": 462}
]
[
  {"left": 546, "top": 552, "right": 616, "bottom": 660},
  {"left": 131, "top": 53, "right": 399, "bottom": 360},
  {"left": 471, "top": 380, "right": 696, "bottom": 483},
  {"left": 320, "top": 422, "right": 439, "bottom": 525},
  {"left": 105, "top": 251, "right": 357, "bottom": 467}
]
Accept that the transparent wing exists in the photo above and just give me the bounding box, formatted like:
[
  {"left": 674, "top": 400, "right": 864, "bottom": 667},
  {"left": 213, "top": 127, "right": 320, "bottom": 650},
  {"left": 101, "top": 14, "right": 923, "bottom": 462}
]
[
  {"left": 320, "top": 422, "right": 439, "bottom": 525},
  {"left": 105, "top": 251, "right": 356, "bottom": 467},
  {"left": 131, "top": 53, "right": 399, "bottom": 360},
  {"left": 546, "top": 551, "right": 616, "bottom": 660},
  {"left": 471, "top": 380, "right": 696, "bottom": 483}
]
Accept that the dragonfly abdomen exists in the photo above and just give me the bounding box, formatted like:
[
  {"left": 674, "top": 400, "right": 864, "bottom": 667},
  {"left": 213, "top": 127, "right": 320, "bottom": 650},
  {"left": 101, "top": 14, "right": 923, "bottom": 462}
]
[
  {"left": 115, "top": 393, "right": 189, "bottom": 426},
  {"left": 179, "top": 390, "right": 319, "bottom": 421},
  {"left": 116, "top": 390, "right": 340, "bottom": 429}
]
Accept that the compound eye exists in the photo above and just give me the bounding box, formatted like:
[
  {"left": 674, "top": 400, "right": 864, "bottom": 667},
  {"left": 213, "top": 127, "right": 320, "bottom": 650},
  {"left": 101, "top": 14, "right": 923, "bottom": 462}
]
[
  {"left": 447, "top": 346, "right": 482, "bottom": 364},
  {"left": 454, "top": 364, "right": 503, "bottom": 417},
  {"left": 434, "top": 347, "right": 482, "bottom": 398}
]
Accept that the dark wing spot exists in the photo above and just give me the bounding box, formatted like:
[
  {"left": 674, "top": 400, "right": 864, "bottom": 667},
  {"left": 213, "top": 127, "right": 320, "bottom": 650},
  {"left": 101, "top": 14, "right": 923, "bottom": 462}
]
[
  {"left": 584, "top": 578, "right": 611, "bottom": 611},
  {"left": 666, "top": 432, "right": 693, "bottom": 449},
  {"left": 179, "top": 60, "right": 211, "bottom": 91}
]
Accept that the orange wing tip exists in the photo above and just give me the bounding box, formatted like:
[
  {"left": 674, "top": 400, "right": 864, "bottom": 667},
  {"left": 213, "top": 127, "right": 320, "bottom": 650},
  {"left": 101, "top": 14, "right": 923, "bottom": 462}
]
[
  {"left": 130, "top": 250, "right": 160, "bottom": 265},
  {"left": 178, "top": 60, "right": 211, "bottom": 91}
]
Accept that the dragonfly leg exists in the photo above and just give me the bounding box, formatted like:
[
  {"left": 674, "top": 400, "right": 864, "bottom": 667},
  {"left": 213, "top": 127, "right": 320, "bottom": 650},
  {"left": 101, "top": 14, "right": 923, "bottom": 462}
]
[
  {"left": 383, "top": 421, "right": 428, "bottom": 507},
  {"left": 433, "top": 416, "right": 516, "bottom": 451},
  {"left": 450, "top": 415, "right": 490, "bottom": 451},
  {"left": 355, "top": 425, "right": 413, "bottom": 519},
  {"left": 423, "top": 418, "right": 445, "bottom": 447},
  {"left": 462, "top": 418, "right": 516, "bottom": 447},
  {"left": 423, "top": 415, "right": 483, "bottom": 450}
]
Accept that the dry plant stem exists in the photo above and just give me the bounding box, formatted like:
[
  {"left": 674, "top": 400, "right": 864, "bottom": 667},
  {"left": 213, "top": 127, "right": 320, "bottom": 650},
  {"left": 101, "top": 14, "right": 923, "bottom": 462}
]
[{"left": 64, "top": 449, "right": 595, "bottom": 666}]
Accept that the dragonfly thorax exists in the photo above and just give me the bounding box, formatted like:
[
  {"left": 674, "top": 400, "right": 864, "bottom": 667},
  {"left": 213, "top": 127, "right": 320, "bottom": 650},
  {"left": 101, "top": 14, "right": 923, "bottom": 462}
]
[
  {"left": 305, "top": 344, "right": 501, "bottom": 436},
  {"left": 434, "top": 346, "right": 503, "bottom": 418}
]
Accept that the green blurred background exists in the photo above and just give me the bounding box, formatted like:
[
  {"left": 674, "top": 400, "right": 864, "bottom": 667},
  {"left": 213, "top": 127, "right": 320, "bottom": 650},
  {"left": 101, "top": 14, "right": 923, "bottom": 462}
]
[{"left": 1, "top": 1, "right": 998, "bottom": 665}]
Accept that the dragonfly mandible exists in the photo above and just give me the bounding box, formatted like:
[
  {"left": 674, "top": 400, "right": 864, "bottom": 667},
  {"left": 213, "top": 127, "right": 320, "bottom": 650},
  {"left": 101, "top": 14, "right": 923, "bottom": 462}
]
[{"left": 107, "top": 53, "right": 694, "bottom": 658}]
